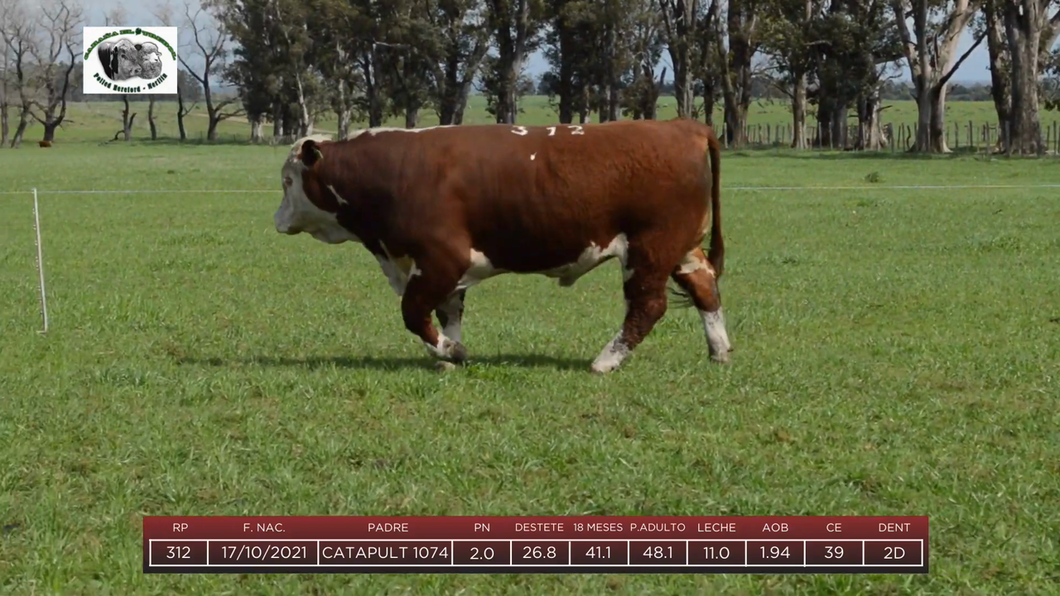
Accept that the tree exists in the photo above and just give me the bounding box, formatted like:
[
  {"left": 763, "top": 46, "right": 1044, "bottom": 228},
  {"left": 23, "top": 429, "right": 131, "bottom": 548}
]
[
  {"left": 891, "top": 0, "right": 983, "bottom": 152},
  {"left": 716, "top": 0, "right": 762, "bottom": 147},
  {"left": 25, "top": 0, "right": 82, "bottom": 143},
  {"left": 0, "top": 0, "right": 33, "bottom": 147},
  {"left": 0, "top": 0, "right": 14, "bottom": 146},
  {"left": 542, "top": 0, "right": 596, "bottom": 123},
  {"left": 485, "top": 0, "right": 545, "bottom": 123},
  {"left": 180, "top": 0, "right": 243, "bottom": 140},
  {"left": 759, "top": 0, "right": 817, "bottom": 148},
  {"left": 623, "top": 1, "right": 666, "bottom": 120},
  {"left": 424, "top": 0, "right": 490, "bottom": 125},
  {"left": 374, "top": 0, "right": 438, "bottom": 128},
  {"left": 220, "top": 0, "right": 296, "bottom": 140},
  {"left": 1001, "top": 0, "right": 1060, "bottom": 154},
  {"left": 659, "top": 0, "right": 707, "bottom": 118}
]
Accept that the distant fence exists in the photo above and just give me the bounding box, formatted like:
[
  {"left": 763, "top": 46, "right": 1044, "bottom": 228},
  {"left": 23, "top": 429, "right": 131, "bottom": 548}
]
[{"left": 713, "top": 120, "right": 1060, "bottom": 155}]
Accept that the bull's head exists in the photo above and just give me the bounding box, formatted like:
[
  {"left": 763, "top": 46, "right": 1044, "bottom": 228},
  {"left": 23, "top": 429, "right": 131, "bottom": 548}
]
[{"left": 274, "top": 136, "right": 359, "bottom": 244}]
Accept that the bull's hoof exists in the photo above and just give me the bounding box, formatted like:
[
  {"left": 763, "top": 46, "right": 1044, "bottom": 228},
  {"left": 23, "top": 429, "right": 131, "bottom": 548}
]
[
  {"left": 709, "top": 351, "right": 732, "bottom": 364},
  {"left": 445, "top": 340, "right": 469, "bottom": 364},
  {"left": 590, "top": 360, "right": 620, "bottom": 374},
  {"left": 435, "top": 361, "right": 459, "bottom": 372}
]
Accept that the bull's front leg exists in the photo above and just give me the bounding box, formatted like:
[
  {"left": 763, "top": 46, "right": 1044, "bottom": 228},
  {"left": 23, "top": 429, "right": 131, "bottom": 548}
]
[
  {"left": 435, "top": 290, "right": 467, "bottom": 344},
  {"left": 402, "top": 259, "right": 469, "bottom": 365}
]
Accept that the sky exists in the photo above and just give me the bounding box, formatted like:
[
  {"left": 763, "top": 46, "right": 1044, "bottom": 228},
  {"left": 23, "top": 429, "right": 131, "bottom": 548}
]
[{"left": 88, "top": 0, "right": 998, "bottom": 86}]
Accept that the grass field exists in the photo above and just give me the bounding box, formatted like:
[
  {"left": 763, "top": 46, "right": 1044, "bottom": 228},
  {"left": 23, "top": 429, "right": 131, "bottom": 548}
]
[{"left": 2, "top": 101, "right": 1060, "bottom": 595}]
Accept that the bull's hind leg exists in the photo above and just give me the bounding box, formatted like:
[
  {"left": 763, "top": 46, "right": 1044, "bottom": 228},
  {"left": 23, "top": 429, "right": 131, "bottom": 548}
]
[
  {"left": 671, "top": 247, "right": 732, "bottom": 363},
  {"left": 402, "top": 257, "right": 470, "bottom": 365},
  {"left": 591, "top": 249, "right": 671, "bottom": 374}
]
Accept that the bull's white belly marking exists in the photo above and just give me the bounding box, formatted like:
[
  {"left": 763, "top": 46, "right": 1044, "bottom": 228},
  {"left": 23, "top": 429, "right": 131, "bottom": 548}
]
[
  {"left": 376, "top": 241, "right": 417, "bottom": 296},
  {"left": 326, "top": 184, "right": 348, "bottom": 205},
  {"left": 456, "top": 249, "right": 504, "bottom": 291},
  {"left": 530, "top": 152, "right": 537, "bottom": 160},
  {"left": 543, "top": 234, "right": 630, "bottom": 286},
  {"left": 677, "top": 250, "right": 711, "bottom": 275}
]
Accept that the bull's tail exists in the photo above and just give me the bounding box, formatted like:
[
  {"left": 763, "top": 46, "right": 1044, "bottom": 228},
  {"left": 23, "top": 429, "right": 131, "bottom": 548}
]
[{"left": 705, "top": 126, "right": 724, "bottom": 278}]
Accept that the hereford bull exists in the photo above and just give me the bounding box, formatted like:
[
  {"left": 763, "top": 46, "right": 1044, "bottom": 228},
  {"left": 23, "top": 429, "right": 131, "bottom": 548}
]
[{"left": 273, "top": 119, "right": 732, "bottom": 373}]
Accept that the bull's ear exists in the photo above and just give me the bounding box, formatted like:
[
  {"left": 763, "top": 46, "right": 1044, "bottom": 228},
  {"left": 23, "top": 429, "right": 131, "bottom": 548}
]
[{"left": 301, "top": 140, "right": 323, "bottom": 167}]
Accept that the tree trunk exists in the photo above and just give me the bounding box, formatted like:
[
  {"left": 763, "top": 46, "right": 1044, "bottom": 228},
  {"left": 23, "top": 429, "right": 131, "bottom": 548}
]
[
  {"left": 272, "top": 99, "right": 283, "bottom": 139},
  {"left": 557, "top": 19, "right": 574, "bottom": 124},
  {"left": 148, "top": 97, "right": 158, "bottom": 140},
  {"left": 10, "top": 107, "right": 29, "bottom": 147},
  {"left": 363, "top": 55, "right": 383, "bottom": 127},
  {"left": 207, "top": 113, "right": 220, "bottom": 141},
  {"left": 122, "top": 95, "right": 134, "bottom": 141},
  {"left": 405, "top": 74, "right": 421, "bottom": 129},
  {"left": 177, "top": 89, "right": 188, "bottom": 141},
  {"left": 250, "top": 116, "right": 263, "bottom": 143},
  {"left": 830, "top": 101, "right": 849, "bottom": 150},
  {"left": 913, "top": 80, "right": 932, "bottom": 151},
  {"left": 724, "top": 100, "right": 748, "bottom": 148},
  {"left": 985, "top": 0, "right": 1012, "bottom": 152},
  {"left": 791, "top": 71, "right": 808, "bottom": 149},
  {"left": 41, "top": 123, "right": 57, "bottom": 143},
  {"left": 335, "top": 107, "right": 351, "bottom": 139},
  {"left": 815, "top": 99, "right": 834, "bottom": 148},
  {"left": 1004, "top": 0, "right": 1044, "bottom": 155},
  {"left": 670, "top": 29, "right": 694, "bottom": 119},
  {"left": 855, "top": 88, "right": 882, "bottom": 150},
  {"left": 1, "top": 50, "right": 7, "bottom": 147},
  {"left": 929, "top": 85, "right": 950, "bottom": 152}
]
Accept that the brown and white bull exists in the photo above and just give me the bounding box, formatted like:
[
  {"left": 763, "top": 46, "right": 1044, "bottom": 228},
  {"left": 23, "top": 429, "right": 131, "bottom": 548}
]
[{"left": 273, "top": 119, "right": 732, "bottom": 373}]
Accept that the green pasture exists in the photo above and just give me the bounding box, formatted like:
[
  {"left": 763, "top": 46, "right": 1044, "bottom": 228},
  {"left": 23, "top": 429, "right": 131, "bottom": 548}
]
[{"left": 1, "top": 102, "right": 1059, "bottom": 595}]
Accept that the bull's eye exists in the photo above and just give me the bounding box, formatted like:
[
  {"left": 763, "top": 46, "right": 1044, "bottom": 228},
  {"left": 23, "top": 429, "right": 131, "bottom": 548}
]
[{"left": 283, "top": 176, "right": 293, "bottom": 187}]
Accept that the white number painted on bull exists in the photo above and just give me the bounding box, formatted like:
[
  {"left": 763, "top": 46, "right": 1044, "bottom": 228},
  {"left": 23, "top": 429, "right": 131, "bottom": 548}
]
[{"left": 511, "top": 125, "right": 584, "bottom": 137}]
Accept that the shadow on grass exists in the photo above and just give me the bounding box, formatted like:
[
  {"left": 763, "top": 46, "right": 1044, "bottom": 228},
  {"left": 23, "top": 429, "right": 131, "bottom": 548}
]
[{"left": 177, "top": 353, "right": 592, "bottom": 372}]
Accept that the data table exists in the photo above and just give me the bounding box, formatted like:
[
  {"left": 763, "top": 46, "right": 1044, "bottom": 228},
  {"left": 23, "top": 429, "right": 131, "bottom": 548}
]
[{"left": 144, "top": 516, "right": 928, "bottom": 574}]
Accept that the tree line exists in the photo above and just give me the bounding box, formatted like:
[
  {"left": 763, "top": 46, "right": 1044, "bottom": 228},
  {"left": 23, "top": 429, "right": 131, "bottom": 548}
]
[{"left": 2, "top": 0, "right": 1060, "bottom": 153}]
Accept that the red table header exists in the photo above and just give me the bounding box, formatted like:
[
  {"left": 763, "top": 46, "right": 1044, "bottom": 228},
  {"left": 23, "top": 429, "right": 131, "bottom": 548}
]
[{"left": 144, "top": 516, "right": 928, "bottom": 540}]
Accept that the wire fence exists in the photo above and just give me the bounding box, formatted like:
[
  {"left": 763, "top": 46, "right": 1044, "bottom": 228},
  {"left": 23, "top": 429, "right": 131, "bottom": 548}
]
[{"left": 717, "top": 119, "right": 1060, "bottom": 154}]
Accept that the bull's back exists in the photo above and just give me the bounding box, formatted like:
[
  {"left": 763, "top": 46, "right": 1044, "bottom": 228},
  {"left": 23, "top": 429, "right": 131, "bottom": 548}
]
[{"left": 441, "top": 121, "right": 711, "bottom": 265}]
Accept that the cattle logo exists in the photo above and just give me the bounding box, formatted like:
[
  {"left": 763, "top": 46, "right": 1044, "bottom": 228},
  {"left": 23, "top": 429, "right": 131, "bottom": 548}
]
[{"left": 82, "top": 27, "right": 178, "bottom": 95}]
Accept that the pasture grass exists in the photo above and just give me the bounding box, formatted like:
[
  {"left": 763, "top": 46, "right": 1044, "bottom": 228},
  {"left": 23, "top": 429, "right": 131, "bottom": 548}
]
[{"left": 1, "top": 122, "right": 1060, "bottom": 595}]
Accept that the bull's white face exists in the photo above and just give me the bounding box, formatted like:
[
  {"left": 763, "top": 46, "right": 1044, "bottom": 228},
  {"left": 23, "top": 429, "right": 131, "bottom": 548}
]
[
  {"left": 139, "top": 45, "right": 162, "bottom": 79},
  {"left": 274, "top": 160, "right": 358, "bottom": 244}
]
